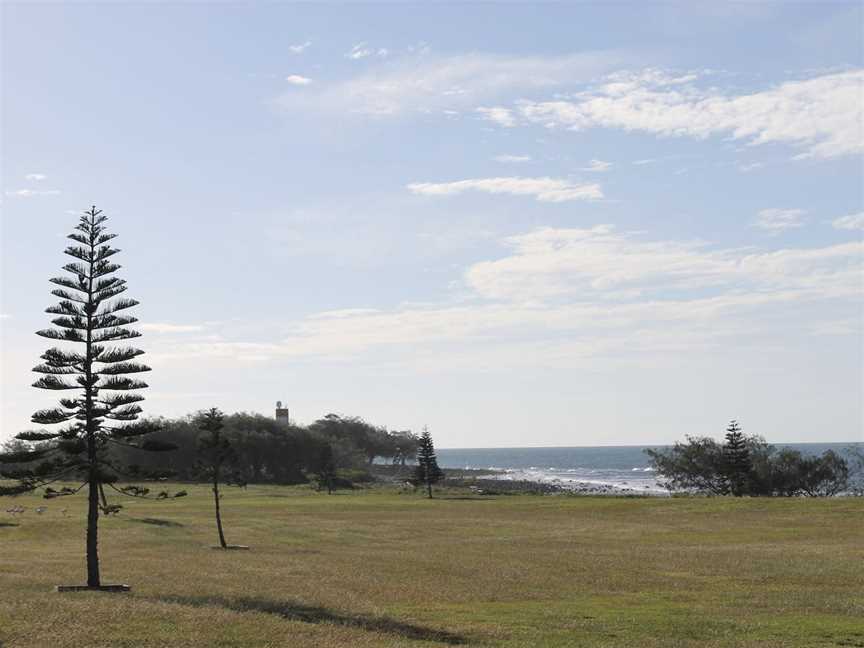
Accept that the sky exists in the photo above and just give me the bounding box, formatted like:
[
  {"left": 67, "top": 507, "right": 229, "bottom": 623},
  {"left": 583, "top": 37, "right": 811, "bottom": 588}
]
[{"left": 1, "top": 2, "right": 862, "bottom": 448}]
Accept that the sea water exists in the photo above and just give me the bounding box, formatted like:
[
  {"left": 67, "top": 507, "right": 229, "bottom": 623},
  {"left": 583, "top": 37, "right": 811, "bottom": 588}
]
[{"left": 436, "top": 443, "right": 861, "bottom": 493}]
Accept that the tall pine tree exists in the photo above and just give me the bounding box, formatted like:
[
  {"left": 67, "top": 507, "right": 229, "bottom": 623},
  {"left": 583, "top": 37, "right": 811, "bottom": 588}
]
[
  {"left": 0, "top": 207, "right": 174, "bottom": 589},
  {"left": 722, "top": 420, "right": 751, "bottom": 497},
  {"left": 413, "top": 426, "right": 444, "bottom": 499}
]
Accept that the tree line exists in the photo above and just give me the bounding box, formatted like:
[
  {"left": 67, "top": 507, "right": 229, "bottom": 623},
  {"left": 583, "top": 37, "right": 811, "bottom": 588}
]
[{"left": 2, "top": 411, "right": 422, "bottom": 487}]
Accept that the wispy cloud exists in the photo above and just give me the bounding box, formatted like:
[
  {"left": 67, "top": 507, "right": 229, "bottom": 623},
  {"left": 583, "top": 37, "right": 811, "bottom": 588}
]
[
  {"left": 493, "top": 154, "right": 532, "bottom": 163},
  {"left": 581, "top": 159, "right": 613, "bottom": 172},
  {"left": 147, "top": 227, "right": 863, "bottom": 368},
  {"left": 407, "top": 177, "right": 603, "bottom": 203},
  {"left": 285, "top": 74, "right": 312, "bottom": 86},
  {"left": 346, "top": 42, "right": 388, "bottom": 60},
  {"left": 25, "top": 173, "right": 46, "bottom": 181},
  {"left": 477, "top": 107, "right": 516, "bottom": 127},
  {"left": 738, "top": 162, "right": 764, "bottom": 172},
  {"left": 141, "top": 322, "right": 206, "bottom": 333},
  {"left": 485, "top": 68, "right": 863, "bottom": 159},
  {"left": 4, "top": 189, "right": 60, "bottom": 198},
  {"left": 832, "top": 212, "right": 864, "bottom": 231},
  {"left": 753, "top": 208, "right": 806, "bottom": 233},
  {"left": 466, "top": 225, "right": 862, "bottom": 302},
  {"left": 278, "top": 51, "right": 622, "bottom": 117},
  {"left": 288, "top": 41, "right": 311, "bottom": 54}
]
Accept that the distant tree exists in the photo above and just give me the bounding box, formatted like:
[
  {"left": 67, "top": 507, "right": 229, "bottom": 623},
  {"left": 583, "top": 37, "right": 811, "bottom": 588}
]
[
  {"left": 847, "top": 444, "right": 864, "bottom": 496},
  {"left": 0, "top": 207, "right": 174, "bottom": 589},
  {"left": 646, "top": 427, "right": 851, "bottom": 497},
  {"left": 644, "top": 436, "right": 727, "bottom": 495},
  {"left": 195, "top": 408, "right": 237, "bottom": 549},
  {"left": 798, "top": 450, "right": 849, "bottom": 497},
  {"left": 311, "top": 442, "right": 338, "bottom": 494},
  {"left": 413, "top": 427, "right": 444, "bottom": 499},
  {"left": 722, "top": 420, "right": 751, "bottom": 496},
  {"left": 390, "top": 430, "right": 420, "bottom": 466}
]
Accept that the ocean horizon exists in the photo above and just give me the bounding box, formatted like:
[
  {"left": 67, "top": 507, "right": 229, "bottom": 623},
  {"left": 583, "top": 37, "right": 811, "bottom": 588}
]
[{"left": 436, "top": 442, "right": 862, "bottom": 493}]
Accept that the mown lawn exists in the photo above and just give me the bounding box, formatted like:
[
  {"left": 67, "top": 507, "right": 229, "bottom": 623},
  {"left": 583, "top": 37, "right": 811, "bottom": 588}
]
[{"left": 1, "top": 484, "right": 862, "bottom": 647}]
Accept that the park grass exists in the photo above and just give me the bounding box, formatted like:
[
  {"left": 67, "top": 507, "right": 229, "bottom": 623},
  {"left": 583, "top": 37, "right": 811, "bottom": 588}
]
[{"left": 0, "top": 483, "right": 862, "bottom": 647}]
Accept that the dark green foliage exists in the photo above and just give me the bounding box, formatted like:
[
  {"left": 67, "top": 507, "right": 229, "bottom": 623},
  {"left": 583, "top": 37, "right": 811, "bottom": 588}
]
[
  {"left": 311, "top": 442, "right": 338, "bottom": 494},
  {"left": 0, "top": 207, "right": 174, "bottom": 587},
  {"left": 645, "top": 424, "right": 851, "bottom": 497},
  {"left": 309, "top": 414, "right": 419, "bottom": 466},
  {"left": 413, "top": 427, "right": 444, "bottom": 498},
  {"left": 722, "top": 420, "right": 751, "bottom": 496}
]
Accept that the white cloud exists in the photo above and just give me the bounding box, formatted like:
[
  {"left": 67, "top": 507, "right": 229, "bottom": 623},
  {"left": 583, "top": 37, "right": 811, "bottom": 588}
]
[
  {"left": 407, "top": 177, "right": 603, "bottom": 203},
  {"left": 279, "top": 51, "right": 621, "bottom": 116},
  {"left": 493, "top": 154, "right": 532, "bottom": 163},
  {"left": 288, "top": 41, "right": 311, "bottom": 54},
  {"left": 499, "top": 69, "right": 864, "bottom": 159},
  {"left": 738, "top": 162, "right": 764, "bottom": 172},
  {"left": 25, "top": 173, "right": 46, "bottom": 181},
  {"left": 346, "top": 43, "right": 388, "bottom": 60},
  {"left": 581, "top": 159, "right": 613, "bottom": 172},
  {"left": 140, "top": 225, "right": 864, "bottom": 371},
  {"left": 832, "top": 212, "right": 864, "bottom": 231},
  {"left": 5, "top": 189, "right": 60, "bottom": 197},
  {"left": 465, "top": 225, "right": 862, "bottom": 302},
  {"left": 753, "top": 208, "right": 806, "bottom": 233},
  {"left": 144, "top": 225, "right": 862, "bottom": 369},
  {"left": 285, "top": 74, "right": 312, "bottom": 86},
  {"left": 309, "top": 308, "right": 382, "bottom": 319},
  {"left": 477, "top": 107, "right": 516, "bottom": 127},
  {"left": 141, "top": 322, "right": 206, "bottom": 333}
]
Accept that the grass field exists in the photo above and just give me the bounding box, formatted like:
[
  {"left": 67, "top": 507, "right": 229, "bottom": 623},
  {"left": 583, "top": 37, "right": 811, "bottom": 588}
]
[{"left": 1, "top": 484, "right": 862, "bottom": 647}]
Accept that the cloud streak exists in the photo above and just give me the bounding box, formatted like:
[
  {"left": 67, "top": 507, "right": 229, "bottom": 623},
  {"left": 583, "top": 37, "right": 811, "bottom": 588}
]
[
  {"left": 483, "top": 68, "right": 863, "bottom": 159},
  {"left": 278, "top": 51, "right": 622, "bottom": 116},
  {"left": 407, "top": 177, "right": 603, "bottom": 203},
  {"left": 753, "top": 208, "right": 806, "bottom": 233}
]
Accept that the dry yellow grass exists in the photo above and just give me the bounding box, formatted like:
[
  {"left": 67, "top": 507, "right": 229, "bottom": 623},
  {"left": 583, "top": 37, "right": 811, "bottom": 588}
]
[{"left": 1, "top": 483, "right": 862, "bottom": 647}]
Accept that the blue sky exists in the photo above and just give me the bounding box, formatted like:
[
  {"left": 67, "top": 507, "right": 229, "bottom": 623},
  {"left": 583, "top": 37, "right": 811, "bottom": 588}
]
[{"left": 1, "top": 2, "right": 862, "bottom": 447}]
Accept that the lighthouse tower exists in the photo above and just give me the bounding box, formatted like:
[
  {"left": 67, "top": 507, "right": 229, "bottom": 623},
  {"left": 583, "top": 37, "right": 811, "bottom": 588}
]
[{"left": 275, "top": 400, "right": 290, "bottom": 424}]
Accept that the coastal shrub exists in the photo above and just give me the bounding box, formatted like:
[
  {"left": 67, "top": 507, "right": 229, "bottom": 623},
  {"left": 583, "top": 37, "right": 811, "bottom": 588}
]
[{"left": 646, "top": 429, "right": 851, "bottom": 497}]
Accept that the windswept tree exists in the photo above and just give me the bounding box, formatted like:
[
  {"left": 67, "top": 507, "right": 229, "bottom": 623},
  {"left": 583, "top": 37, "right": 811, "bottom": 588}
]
[
  {"left": 722, "top": 420, "right": 751, "bottom": 496},
  {"left": 413, "top": 426, "right": 444, "bottom": 499},
  {"left": 0, "top": 207, "right": 174, "bottom": 590},
  {"left": 195, "top": 408, "right": 243, "bottom": 548}
]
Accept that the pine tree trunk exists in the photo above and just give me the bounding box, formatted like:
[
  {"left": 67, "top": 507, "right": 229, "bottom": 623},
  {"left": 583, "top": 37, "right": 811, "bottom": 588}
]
[
  {"left": 213, "top": 471, "right": 227, "bottom": 548},
  {"left": 427, "top": 480, "right": 432, "bottom": 499},
  {"left": 85, "top": 220, "right": 101, "bottom": 588}
]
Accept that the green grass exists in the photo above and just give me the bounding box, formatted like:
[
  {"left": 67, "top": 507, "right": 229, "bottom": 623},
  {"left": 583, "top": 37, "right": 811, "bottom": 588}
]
[{"left": 1, "top": 484, "right": 862, "bottom": 647}]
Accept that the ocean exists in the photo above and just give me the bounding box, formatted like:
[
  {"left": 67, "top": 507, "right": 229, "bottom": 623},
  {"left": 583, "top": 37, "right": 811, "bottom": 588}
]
[{"left": 436, "top": 443, "right": 862, "bottom": 494}]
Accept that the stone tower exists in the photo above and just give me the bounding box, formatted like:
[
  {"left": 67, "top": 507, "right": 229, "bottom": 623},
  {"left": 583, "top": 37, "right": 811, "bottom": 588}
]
[{"left": 275, "top": 400, "right": 290, "bottom": 424}]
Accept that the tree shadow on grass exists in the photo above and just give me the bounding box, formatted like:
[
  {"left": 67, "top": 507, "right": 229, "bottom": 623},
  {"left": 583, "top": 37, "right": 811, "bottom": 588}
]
[
  {"left": 0, "top": 521, "right": 19, "bottom": 528},
  {"left": 126, "top": 517, "right": 184, "bottom": 528},
  {"left": 157, "top": 594, "right": 469, "bottom": 645}
]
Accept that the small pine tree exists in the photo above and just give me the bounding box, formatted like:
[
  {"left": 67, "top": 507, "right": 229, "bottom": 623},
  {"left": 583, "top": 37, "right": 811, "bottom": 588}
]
[
  {"left": 312, "top": 442, "right": 338, "bottom": 494},
  {"left": 195, "top": 408, "right": 237, "bottom": 548},
  {"left": 0, "top": 207, "right": 174, "bottom": 589},
  {"left": 413, "top": 426, "right": 444, "bottom": 499},
  {"left": 722, "top": 420, "right": 751, "bottom": 497}
]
